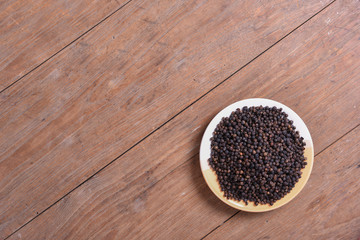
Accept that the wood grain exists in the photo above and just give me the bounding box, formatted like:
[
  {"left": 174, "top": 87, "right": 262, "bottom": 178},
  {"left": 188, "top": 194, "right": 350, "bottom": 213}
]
[
  {"left": 8, "top": 0, "right": 360, "bottom": 238},
  {"left": 0, "top": 0, "right": 333, "bottom": 237},
  {"left": 206, "top": 126, "right": 360, "bottom": 240},
  {"left": 0, "top": 0, "right": 126, "bottom": 91}
]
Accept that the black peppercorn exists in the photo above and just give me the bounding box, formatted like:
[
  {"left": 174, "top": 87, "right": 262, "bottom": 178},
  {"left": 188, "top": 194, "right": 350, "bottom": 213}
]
[{"left": 208, "top": 106, "right": 307, "bottom": 206}]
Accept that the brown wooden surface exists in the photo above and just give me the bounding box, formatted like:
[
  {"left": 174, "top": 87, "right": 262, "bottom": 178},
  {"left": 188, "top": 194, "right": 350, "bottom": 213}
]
[
  {"left": 0, "top": 0, "right": 334, "bottom": 237},
  {"left": 0, "top": 0, "right": 128, "bottom": 92},
  {"left": 1, "top": 0, "right": 359, "bottom": 239}
]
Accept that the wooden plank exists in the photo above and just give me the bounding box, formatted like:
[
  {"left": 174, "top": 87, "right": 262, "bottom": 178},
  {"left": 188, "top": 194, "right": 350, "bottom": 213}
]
[
  {"left": 0, "top": 0, "right": 333, "bottom": 237},
  {"left": 8, "top": 1, "right": 360, "bottom": 239},
  {"left": 206, "top": 126, "right": 360, "bottom": 240},
  {"left": 0, "top": 0, "right": 127, "bottom": 91}
]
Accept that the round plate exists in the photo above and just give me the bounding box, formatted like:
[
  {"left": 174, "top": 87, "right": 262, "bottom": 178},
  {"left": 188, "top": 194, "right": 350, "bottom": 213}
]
[{"left": 200, "top": 98, "right": 314, "bottom": 212}]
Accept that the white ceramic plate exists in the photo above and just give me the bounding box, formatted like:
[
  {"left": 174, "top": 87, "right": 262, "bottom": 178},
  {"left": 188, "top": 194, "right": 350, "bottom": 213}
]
[{"left": 200, "top": 98, "right": 314, "bottom": 212}]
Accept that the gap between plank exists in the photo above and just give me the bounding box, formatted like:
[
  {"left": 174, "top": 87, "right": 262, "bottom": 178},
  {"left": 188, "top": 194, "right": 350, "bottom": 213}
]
[
  {"left": 4, "top": 0, "right": 337, "bottom": 238},
  {"left": 200, "top": 123, "right": 360, "bottom": 240},
  {"left": 0, "top": 0, "right": 134, "bottom": 95}
]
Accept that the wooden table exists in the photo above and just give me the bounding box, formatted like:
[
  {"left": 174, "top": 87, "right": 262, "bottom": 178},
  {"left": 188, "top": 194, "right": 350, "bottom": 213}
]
[{"left": 1, "top": 0, "right": 359, "bottom": 239}]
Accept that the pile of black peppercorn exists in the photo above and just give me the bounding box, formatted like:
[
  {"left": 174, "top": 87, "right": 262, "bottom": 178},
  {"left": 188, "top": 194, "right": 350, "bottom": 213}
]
[{"left": 208, "top": 106, "right": 307, "bottom": 206}]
